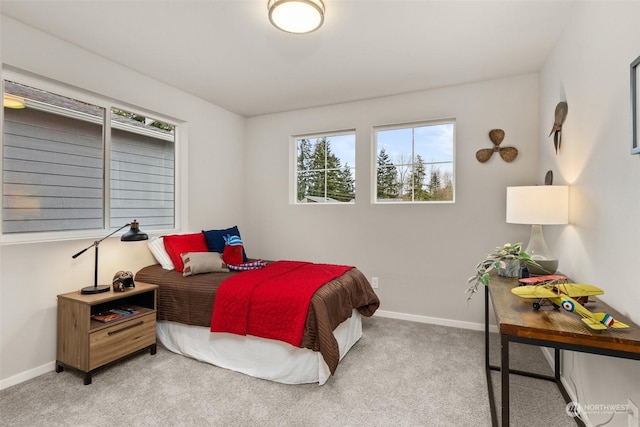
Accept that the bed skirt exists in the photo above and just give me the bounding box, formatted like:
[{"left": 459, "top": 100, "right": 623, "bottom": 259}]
[{"left": 156, "top": 310, "right": 362, "bottom": 385}]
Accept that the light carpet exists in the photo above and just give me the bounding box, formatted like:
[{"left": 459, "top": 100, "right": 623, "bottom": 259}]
[{"left": 0, "top": 317, "right": 578, "bottom": 426}]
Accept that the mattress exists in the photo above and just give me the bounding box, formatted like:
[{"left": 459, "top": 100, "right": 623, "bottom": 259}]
[{"left": 156, "top": 310, "right": 363, "bottom": 385}]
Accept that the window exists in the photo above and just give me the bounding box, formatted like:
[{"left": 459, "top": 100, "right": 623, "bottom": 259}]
[
  {"left": 294, "top": 131, "right": 356, "bottom": 203},
  {"left": 374, "top": 120, "right": 454, "bottom": 203},
  {"left": 2, "top": 78, "right": 176, "bottom": 239}
]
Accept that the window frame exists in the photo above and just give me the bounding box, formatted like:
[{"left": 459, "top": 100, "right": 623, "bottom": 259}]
[
  {"left": 0, "top": 70, "right": 182, "bottom": 244},
  {"left": 372, "top": 118, "right": 456, "bottom": 204},
  {"left": 290, "top": 129, "right": 357, "bottom": 205}
]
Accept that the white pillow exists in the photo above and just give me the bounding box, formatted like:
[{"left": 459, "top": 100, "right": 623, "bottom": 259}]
[{"left": 147, "top": 237, "right": 175, "bottom": 270}]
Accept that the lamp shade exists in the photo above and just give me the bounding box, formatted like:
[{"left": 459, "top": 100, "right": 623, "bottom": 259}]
[
  {"left": 506, "top": 186, "right": 569, "bottom": 225},
  {"left": 268, "top": 0, "right": 325, "bottom": 34},
  {"left": 120, "top": 220, "right": 148, "bottom": 241}
]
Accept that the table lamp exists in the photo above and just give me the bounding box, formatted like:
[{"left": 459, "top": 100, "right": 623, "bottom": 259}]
[
  {"left": 506, "top": 186, "right": 569, "bottom": 275},
  {"left": 72, "top": 220, "right": 149, "bottom": 294}
]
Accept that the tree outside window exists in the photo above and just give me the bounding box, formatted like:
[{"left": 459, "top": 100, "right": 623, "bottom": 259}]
[
  {"left": 295, "top": 132, "right": 355, "bottom": 203},
  {"left": 374, "top": 121, "right": 454, "bottom": 203}
]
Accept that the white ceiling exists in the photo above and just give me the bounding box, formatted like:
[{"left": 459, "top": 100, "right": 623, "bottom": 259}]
[{"left": 1, "top": 0, "right": 578, "bottom": 117}]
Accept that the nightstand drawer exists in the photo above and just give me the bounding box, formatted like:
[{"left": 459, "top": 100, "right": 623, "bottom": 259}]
[{"left": 89, "top": 313, "right": 156, "bottom": 370}]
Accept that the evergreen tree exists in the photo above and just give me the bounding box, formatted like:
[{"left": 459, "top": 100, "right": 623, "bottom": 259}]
[
  {"left": 426, "top": 166, "right": 454, "bottom": 201},
  {"left": 339, "top": 163, "right": 355, "bottom": 201},
  {"left": 376, "top": 148, "right": 398, "bottom": 199},
  {"left": 296, "top": 139, "right": 313, "bottom": 201},
  {"left": 307, "top": 138, "right": 329, "bottom": 198},
  {"left": 409, "top": 154, "right": 430, "bottom": 201},
  {"left": 294, "top": 136, "right": 357, "bottom": 203},
  {"left": 428, "top": 166, "right": 442, "bottom": 196}
]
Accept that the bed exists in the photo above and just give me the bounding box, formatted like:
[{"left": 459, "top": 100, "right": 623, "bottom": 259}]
[{"left": 135, "top": 261, "right": 379, "bottom": 385}]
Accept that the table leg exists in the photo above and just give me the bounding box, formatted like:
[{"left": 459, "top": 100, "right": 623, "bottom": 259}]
[
  {"left": 501, "top": 334, "right": 510, "bottom": 427},
  {"left": 485, "top": 286, "right": 490, "bottom": 369}
]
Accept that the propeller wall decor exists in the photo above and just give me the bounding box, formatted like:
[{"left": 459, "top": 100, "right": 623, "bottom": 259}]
[
  {"left": 475, "top": 129, "right": 518, "bottom": 163},
  {"left": 549, "top": 101, "right": 568, "bottom": 154}
]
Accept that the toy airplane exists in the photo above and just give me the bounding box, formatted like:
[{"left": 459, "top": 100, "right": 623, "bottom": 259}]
[{"left": 512, "top": 283, "right": 629, "bottom": 330}]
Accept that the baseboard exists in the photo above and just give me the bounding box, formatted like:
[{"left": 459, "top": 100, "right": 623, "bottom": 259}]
[
  {"left": 0, "top": 361, "right": 56, "bottom": 391},
  {"left": 540, "top": 347, "right": 593, "bottom": 427},
  {"left": 374, "top": 309, "right": 499, "bottom": 334}
]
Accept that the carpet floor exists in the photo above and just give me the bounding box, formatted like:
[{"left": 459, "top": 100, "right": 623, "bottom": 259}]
[{"left": 0, "top": 316, "right": 578, "bottom": 426}]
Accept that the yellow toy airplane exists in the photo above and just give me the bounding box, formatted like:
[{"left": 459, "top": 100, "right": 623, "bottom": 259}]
[{"left": 511, "top": 283, "right": 629, "bottom": 330}]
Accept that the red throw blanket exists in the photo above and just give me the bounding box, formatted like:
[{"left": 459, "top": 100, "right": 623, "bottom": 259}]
[{"left": 210, "top": 260, "right": 352, "bottom": 347}]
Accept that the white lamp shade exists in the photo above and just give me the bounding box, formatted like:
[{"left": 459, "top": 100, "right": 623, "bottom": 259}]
[
  {"left": 268, "top": 0, "right": 325, "bottom": 34},
  {"left": 506, "top": 186, "right": 569, "bottom": 225}
]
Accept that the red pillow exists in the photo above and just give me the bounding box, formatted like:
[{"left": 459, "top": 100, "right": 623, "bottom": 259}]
[
  {"left": 222, "top": 244, "right": 244, "bottom": 266},
  {"left": 163, "top": 233, "right": 208, "bottom": 272}
]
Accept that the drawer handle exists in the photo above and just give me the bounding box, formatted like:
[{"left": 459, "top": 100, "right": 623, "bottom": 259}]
[{"left": 107, "top": 321, "right": 144, "bottom": 336}]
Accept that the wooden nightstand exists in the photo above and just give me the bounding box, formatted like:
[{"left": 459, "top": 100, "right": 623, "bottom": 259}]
[{"left": 56, "top": 281, "right": 158, "bottom": 384}]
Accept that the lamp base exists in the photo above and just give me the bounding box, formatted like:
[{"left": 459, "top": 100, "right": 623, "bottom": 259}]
[
  {"left": 528, "top": 259, "right": 559, "bottom": 276},
  {"left": 80, "top": 285, "right": 111, "bottom": 295}
]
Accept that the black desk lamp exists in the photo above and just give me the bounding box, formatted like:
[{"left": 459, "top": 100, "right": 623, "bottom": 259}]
[{"left": 72, "top": 220, "right": 149, "bottom": 294}]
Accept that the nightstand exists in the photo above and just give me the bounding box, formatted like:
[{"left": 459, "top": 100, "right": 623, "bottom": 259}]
[{"left": 56, "top": 281, "right": 158, "bottom": 385}]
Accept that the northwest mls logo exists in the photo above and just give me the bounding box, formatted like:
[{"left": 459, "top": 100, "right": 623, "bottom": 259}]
[
  {"left": 566, "top": 402, "right": 629, "bottom": 417},
  {"left": 565, "top": 402, "right": 582, "bottom": 417}
]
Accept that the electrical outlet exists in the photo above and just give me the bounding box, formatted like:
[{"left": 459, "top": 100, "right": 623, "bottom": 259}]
[
  {"left": 371, "top": 277, "right": 379, "bottom": 289},
  {"left": 629, "top": 398, "right": 639, "bottom": 427}
]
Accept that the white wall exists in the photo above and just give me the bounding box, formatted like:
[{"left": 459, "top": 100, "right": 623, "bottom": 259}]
[
  {"left": 244, "top": 74, "right": 540, "bottom": 326},
  {"left": 539, "top": 2, "right": 640, "bottom": 426},
  {"left": 0, "top": 16, "right": 246, "bottom": 387}
]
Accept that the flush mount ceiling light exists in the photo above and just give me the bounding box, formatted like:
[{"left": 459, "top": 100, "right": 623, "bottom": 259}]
[{"left": 268, "top": 0, "right": 325, "bottom": 34}]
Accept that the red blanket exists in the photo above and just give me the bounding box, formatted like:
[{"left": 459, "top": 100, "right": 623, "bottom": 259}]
[{"left": 210, "top": 261, "right": 352, "bottom": 346}]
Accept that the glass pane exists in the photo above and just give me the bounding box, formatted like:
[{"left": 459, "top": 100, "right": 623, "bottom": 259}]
[
  {"left": 295, "top": 132, "right": 355, "bottom": 203},
  {"left": 2, "top": 80, "right": 104, "bottom": 233},
  {"left": 375, "top": 121, "right": 454, "bottom": 203},
  {"left": 110, "top": 108, "right": 175, "bottom": 230},
  {"left": 377, "top": 128, "right": 413, "bottom": 165}
]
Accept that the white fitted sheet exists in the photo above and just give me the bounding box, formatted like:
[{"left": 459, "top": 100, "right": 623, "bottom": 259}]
[{"left": 156, "top": 309, "right": 362, "bottom": 385}]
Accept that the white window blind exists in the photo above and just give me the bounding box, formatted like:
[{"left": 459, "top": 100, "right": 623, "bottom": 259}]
[{"left": 110, "top": 111, "right": 175, "bottom": 230}]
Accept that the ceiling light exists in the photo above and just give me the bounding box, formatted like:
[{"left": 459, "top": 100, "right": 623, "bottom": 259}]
[
  {"left": 268, "top": 0, "right": 325, "bottom": 34},
  {"left": 3, "top": 94, "right": 26, "bottom": 109}
]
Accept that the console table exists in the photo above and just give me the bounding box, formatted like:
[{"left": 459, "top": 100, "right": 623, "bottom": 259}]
[{"left": 484, "top": 275, "right": 640, "bottom": 426}]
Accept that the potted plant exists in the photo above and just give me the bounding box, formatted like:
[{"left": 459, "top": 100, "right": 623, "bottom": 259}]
[{"left": 466, "top": 242, "right": 539, "bottom": 300}]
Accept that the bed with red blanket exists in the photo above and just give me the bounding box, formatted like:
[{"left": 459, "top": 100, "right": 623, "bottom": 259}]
[{"left": 135, "top": 260, "right": 379, "bottom": 384}]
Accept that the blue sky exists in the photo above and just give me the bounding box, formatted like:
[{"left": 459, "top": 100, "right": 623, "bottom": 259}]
[
  {"left": 377, "top": 123, "right": 454, "bottom": 165},
  {"left": 298, "top": 123, "right": 454, "bottom": 174}
]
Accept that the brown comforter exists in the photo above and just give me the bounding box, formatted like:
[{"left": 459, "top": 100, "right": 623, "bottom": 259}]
[{"left": 135, "top": 263, "right": 380, "bottom": 375}]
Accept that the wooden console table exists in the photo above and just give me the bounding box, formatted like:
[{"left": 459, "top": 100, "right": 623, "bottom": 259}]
[{"left": 484, "top": 275, "right": 640, "bottom": 426}]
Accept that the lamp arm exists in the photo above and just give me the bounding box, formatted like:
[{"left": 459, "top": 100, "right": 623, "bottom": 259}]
[{"left": 70, "top": 223, "right": 131, "bottom": 259}]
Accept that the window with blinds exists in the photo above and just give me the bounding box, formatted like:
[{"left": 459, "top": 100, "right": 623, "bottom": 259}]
[
  {"left": 2, "top": 80, "right": 175, "bottom": 237},
  {"left": 110, "top": 108, "right": 175, "bottom": 231}
]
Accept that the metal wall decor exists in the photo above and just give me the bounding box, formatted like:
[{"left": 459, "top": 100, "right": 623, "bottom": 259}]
[
  {"left": 631, "top": 55, "right": 640, "bottom": 154},
  {"left": 545, "top": 170, "right": 553, "bottom": 185},
  {"left": 549, "top": 101, "right": 568, "bottom": 154},
  {"left": 476, "top": 129, "right": 518, "bottom": 163}
]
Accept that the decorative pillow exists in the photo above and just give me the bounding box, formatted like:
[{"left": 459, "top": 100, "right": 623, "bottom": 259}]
[
  {"left": 222, "top": 235, "right": 244, "bottom": 266},
  {"left": 202, "top": 226, "right": 248, "bottom": 262},
  {"left": 227, "top": 260, "right": 268, "bottom": 271},
  {"left": 163, "top": 233, "right": 209, "bottom": 272},
  {"left": 181, "top": 252, "right": 229, "bottom": 277},
  {"left": 147, "top": 237, "right": 175, "bottom": 270}
]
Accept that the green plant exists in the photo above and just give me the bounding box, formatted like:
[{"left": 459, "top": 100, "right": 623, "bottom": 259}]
[{"left": 466, "top": 243, "right": 539, "bottom": 300}]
